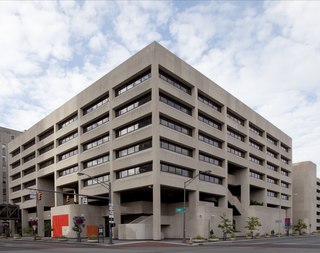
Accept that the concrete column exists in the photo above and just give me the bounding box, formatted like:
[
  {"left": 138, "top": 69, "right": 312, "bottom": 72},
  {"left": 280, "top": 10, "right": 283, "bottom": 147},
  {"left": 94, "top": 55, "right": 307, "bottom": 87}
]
[
  {"left": 113, "top": 191, "right": 121, "bottom": 239},
  {"left": 21, "top": 209, "right": 29, "bottom": 235},
  {"left": 37, "top": 204, "right": 44, "bottom": 237},
  {"left": 152, "top": 183, "right": 161, "bottom": 240}
]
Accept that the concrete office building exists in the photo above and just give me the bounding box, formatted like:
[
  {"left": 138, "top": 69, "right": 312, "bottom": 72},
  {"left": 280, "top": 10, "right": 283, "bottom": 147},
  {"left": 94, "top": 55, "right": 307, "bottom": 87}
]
[
  {"left": 8, "top": 42, "right": 292, "bottom": 240},
  {"left": 292, "top": 161, "right": 320, "bottom": 233},
  {"left": 0, "top": 126, "right": 21, "bottom": 204}
]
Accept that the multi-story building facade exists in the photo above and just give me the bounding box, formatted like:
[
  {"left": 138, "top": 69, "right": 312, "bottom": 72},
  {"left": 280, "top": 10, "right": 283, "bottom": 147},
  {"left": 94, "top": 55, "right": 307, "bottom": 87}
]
[
  {"left": 0, "top": 126, "right": 21, "bottom": 204},
  {"left": 8, "top": 42, "right": 292, "bottom": 240},
  {"left": 292, "top": 161, "right": 320, "bottom": 233}
]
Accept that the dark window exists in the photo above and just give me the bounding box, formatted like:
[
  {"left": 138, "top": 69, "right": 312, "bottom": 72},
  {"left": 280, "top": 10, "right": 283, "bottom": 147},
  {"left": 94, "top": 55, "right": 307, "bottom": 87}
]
[
  {"left": 199, "top": 173, "right": 222, "bottom": 185},
  {"left": 116, "top": 116, "right": 152, "bottom": 137},
  {"left": 159, "top": 68, "right": 191, "bottom": 95},
  {"left": 83, "top": 94, "right": 109, "bottom": 115},
  {"left": 59, "top": 165, "right": 79, "bottom": 177},
  {"left": 83, "top": 134, "right": 109, "bottom": 151},
  {"left": 160, "top": 139, "right": 192, "bottom": 157},
  {"left": 198, "top": 113, "right": 222, "bottom": 130},
  {"left": 115, "top": 69, "right": 151, "bottom": 96},
  {"left": 117, "top": 163, "right": 152, "bottom": 179},
  {"left": 58, "top": 148, "right": 78, "bottom": 161},
  {"left": 39, "top": 143, "right": 54, "bottom": 155},
  {"left": 58, "top": 131, "right": 78, "bottom": 145},
  {"left": 160, "top": 116, "right": 192, "bottom": 136},
  {"left": 83, "top": 154, "right": 109, "bottom": 169},
  {"left": 249, "top": 155, "right": 263, "bottom": 165},
  {"left": 58, "top": 114, "right": 78, "bottom": 130},
  {"left": 199, "top": 152, "right": 222, "bottom": 167},
  {"left": 198, "top": 133, "right": 222, "bottom": 149},
  {"left": 23, "top": 166, "right": 36, "bottom": 176},
  {"left": 198, "top": 93, "right": 221, "bottom": 112},
  {"left": 11, "top": 148, "right": 20, "bottom": 157},
  {"left": 227, "top": 146, "right": 245, "bottom": 158},
  {"left": 227, "top": 110, "right": 244, "bottom": 126},
  {"left": 84, "top": 174, "right": 109, "bottom": 187},
  {"left": 227, "top": 128, "right": 245, "bottom": 142},
  {"left": 39, "top": 158, "right": 54, "bottom": 169},
  {"left": 116, "top": 93, "right": 151, "bottom": 117},
  {"left": 11, "top": 173, "right": 21, "bottom": 181},
  {"left": 116, "top": 139, "right": 152, "bottom": 158},
  {"left": 38, "top": 127, "right": 54, "bottom": 141},
  {"left": 160, "top": 163, "right": 192, "bottom": 178},
  {"left": 83, "top": 115, "right": 109, "bottom": 133},
  {"left": 160, "top": 94, "right": 192, "bottom": 115},
  {"left": 249, "top": 123, "right": 263, "bottom": 136},
  {"left": 23, "top": 138, "right": 35, "bottom": 151},
  {"left": 23, "top": 152, "right": 35, "bottom": 163}
]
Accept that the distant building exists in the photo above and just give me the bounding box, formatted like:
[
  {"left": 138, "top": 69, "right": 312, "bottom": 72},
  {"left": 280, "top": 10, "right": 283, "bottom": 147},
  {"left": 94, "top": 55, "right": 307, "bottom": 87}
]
[
  {"left": 8, "top": 42, "right": 292, "bottom": 239},
  {"left": 292, "top": 161, "right": 320, "bottom": 233},
  {"left": 0, "top": 126, "right": 21, "bottom": 203}
]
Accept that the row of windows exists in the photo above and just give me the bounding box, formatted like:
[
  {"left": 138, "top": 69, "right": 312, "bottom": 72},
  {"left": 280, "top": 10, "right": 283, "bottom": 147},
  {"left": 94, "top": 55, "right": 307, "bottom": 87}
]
[
  {"left": 227, "top": 128, "right": 245, "bottom": 142},
  {"left": 199, "top": 173, "right": 223, "bottom": 185},
  {"left": 23, "top": 179, "right": 36, "bottom": 188},
  {"left": 116, "top": 93, "right": 151, "bottom": 117},
  {"left": 84, "top": 174, "right": 109, "bottom": 187},
  {"left": 199, "top": 133, "right": 222, "bottom": 149},
  {"left": 159, "top": 69, "right": 191, "bottom": 95},
  {"left": 227, "top": 111, "right": 244, "bottom": 126},
  {"left": 228, "top": 146, "right": 245, "bottom": 158},
  {"left": 198, "top": 113, "right": 222, "bottom": 130},
  {"left": 115, "top": 69, "right": 151, "bottom": 96},
  {"left": 249, "top": 124, "right": 263, "bottom": 136},
  {"left": 117, "top": 163, "right": 152, "bottom": 179},
  {"left": 23, "top": 152, "right": 35, "bottom": 163},
  {"left": 160, "top": 163, "right": 192, "bottom": 178},
  {"left": 83, "top": 154, "right": 109, "bottom": 169},
  {"left": 250, "top": 170, "right": 263, "bottom": 180},
  {"left": 39, "top": 143, "right": 54, "bottom": 155},
  {"left": 116, "top": 116, "right": 151, "bottom": 137},
  {"left": 160, "top": 139, "right": 192, "bottom": 157},
  {"left": 59, "top": 165, "right": 79, "bottom": 177},
  {"left": 23, "top": 166, "right": 35, "bottom": 176},
  {"left": 160, "top": 116, "right": 192, "bottom": 136},
  {"left": 58, "top": 149, "right": 78, "bottom": 161},
  {"left": 198, "top": 93, "right": 221, "bottom": 112},
  {"left": 267, "top": 135, "right": 278, "bottom": 146},
  {"left": 281, "top": 182, "right": 289, "bottom": 188},
  {"left": 249, "top": 155, "right": 263, "bottom": 165},
  {"left": 58, "top": 114, "right": 78, "bottom": 130},
  {"left": 267, "top": 149, "right": 278, "bottom": 159},
  {"left": 38, "top": 127, "right": 54, "bottom": 141},
  {"left": 267, "top": 190, "right": 277, "bottom": 197},
  {"left": 83, "top": 115, "right": 109, "bottom": 133},
  {"left": 59, "top": 131, "right": 78, "bottom": 145},
  {"left": 11, "top": 173, "right": 21, "bottom": 181},
  {"left": 249, "top": 139, "right": 263, "bottom": 151},
  {"left": 83, "top": 135, "right": 109, "bottom": 151},
  {"left": 116, "top": 139, "right": 152, "bottom": 158},
  {"left": 199, "top": 152, "right": 222, "bottom": 167},
  {"left": 267, "top": 177, "right": 277, "bottom": 184},
  {"left": 39, "top": 158, "right": 54, "bottom": 169},
  {"left": 160, "top": 94, "right": 192, "bottom": 115},
  {"left": 23, "top": 138, "right": 35, "bottom": 151},
  {"left": 267, "top": 163, "right": 278, "bottom": 172},
  {"left": 83, "top": 95, "right": 109, "bottom": 115}
]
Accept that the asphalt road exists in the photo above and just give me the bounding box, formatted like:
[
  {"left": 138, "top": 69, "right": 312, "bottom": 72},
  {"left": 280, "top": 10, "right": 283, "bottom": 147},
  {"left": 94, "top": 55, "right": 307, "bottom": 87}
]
[{"left": 0, "top": 236, "right": 319, "bottom": 253}]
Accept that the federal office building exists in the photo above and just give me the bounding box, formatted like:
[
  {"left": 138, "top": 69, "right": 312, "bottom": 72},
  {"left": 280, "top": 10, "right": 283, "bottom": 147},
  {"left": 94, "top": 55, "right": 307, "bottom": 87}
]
[{"left": 8, "top": 42, "right": 292, "bottom": 240}]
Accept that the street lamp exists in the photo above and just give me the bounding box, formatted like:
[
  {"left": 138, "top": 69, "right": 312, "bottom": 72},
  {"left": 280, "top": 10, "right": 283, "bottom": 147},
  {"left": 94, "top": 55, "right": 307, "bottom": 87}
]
[
  {"left": 182, "top": 170, "right": 211, "bottom": 243},
  {"left": 77, "top": 172, "right": 113, "bottom": 244}
]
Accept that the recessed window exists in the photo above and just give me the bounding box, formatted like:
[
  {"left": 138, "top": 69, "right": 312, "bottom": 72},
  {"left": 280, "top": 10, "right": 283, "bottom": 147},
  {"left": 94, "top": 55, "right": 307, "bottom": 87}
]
[
  {"left": 199, "top": 152, "right": 222, "bottom": 167},
  {"left": 198, "top": 113, "right": 222, "bottom": 130},
  {"left": 83, "top": 94, "right": 109, "bottom": 115},
  {"left": 83, "top": 154, "right": 109, "bottom": 169},
  {"left": 117, "top": 163, "right": 152, "bottom": 179},
  {"left": 160, "top": 139, "right": 192, "bottom": 157},
  {"left": 160, "top": 94, "right": 192, "bottom": 115},
  {"left": 159, "top": 68, "right": 191, "bottom": 95},
  {"left": 160, "top": 116, "right": 192, "bottom": 136},
  {"left": 83, "top": 115, "right": 109, "bottom": 133},
  {"left": 83, "top": 134, "right": 109, "bottom": 151},
  {"left": 116, "top": 116, "right": 151, "bottom": 137},
  {"left": 160, "top": 163, "right": 192, "bottom": 178},
  {"left": 199, "top": 132, "right": 222, "bottom": 149},
  {"left": 116, "top": 93, "right": 151, "bottom": 117},
  {"left": 58, "top": 114, "right": 78, "bottom": 130},
  {"left": 198, "top": 93, "right": 221, "bottom": 112},
  {"left": 116, "top": 139, "right": 152, "bottom": 158},
  {"left": 199, "top": 172, "right": 222, "bottom": 185}
]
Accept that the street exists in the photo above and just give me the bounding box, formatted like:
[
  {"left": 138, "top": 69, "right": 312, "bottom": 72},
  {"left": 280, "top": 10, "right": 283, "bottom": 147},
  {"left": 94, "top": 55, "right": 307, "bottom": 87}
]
[{"left": 0, "top": 236, "right": 319, "bottom": 253}]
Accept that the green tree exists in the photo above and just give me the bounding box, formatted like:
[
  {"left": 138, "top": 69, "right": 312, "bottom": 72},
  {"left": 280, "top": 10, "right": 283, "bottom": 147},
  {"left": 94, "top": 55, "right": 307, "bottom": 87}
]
[
  {"left": 218, "top": 214, "right": 234, "bottom": 240},
  {"left": 293, "top": 219, "right": 307, "bottom": 235},
  {"left": 245, "top": 216, "right": 261, "bottom": 238}
]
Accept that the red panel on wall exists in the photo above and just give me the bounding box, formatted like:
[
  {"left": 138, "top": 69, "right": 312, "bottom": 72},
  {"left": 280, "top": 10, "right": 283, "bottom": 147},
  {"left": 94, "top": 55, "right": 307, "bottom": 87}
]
[{"left": 52, "top": 214, "right": 69, "bottom": 238}]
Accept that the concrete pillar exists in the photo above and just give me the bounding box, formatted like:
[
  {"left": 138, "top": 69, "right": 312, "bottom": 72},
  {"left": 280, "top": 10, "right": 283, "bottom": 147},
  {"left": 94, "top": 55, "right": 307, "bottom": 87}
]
[
  {"left": 113, "top": 191, "right": 121, "bottom": 239},
  {"left": 152, "top": 183, "right": 161, "bottom": 240}
]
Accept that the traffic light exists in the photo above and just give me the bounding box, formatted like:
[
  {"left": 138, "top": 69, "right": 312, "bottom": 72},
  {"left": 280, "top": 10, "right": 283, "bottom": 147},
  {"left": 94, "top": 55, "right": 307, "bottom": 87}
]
[
  {"left": 37, "top": 192, "right": 42, "bottom": 200},
  {"left": 66, "top": 195, "right": 70, "bottom": 204}
]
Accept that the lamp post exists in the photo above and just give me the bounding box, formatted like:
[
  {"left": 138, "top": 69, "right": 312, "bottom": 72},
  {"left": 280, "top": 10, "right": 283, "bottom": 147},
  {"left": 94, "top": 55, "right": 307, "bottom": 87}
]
[
  {"left": 77, "top": 172, "right": 113, "bottom": 244},
  {"left": 182, "top": 170, "right": 211, "bottom": 243}
]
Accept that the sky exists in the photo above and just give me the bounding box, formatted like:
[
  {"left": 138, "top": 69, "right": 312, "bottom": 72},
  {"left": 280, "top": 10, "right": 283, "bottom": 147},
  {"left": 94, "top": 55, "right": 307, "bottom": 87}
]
[{"left": 0, "top": 0, "right": 319, "bottom": 176}]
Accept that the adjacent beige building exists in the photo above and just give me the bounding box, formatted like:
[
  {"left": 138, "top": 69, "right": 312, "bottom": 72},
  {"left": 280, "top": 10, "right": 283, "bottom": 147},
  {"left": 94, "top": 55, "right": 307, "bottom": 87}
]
[
  {"left": 8, "top": 42, "right": 293, "bottom": 239},
  {"left": 292, "top": 161, "right": 320, "bottom": 233},
  {"left": 0, "top": 126, "right": 21, "bottom": 204}
]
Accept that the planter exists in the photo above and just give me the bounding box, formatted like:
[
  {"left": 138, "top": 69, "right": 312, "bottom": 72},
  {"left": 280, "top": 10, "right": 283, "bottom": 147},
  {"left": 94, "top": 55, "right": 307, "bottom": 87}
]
[
  {"left": 87, "top": 239, "right": 98, "bottom": 243},
  {"left": 208, "top": 238, "right": 219, "bottom": 242},
  {"left": 192, "top": 239, "right": 206, "bottom": 243}
]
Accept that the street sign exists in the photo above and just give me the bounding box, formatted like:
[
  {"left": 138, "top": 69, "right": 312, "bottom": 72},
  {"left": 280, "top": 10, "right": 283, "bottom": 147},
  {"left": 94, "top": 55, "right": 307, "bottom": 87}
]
[{"left": 175, "top": 207, "right": 185, "bottom": 213}]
